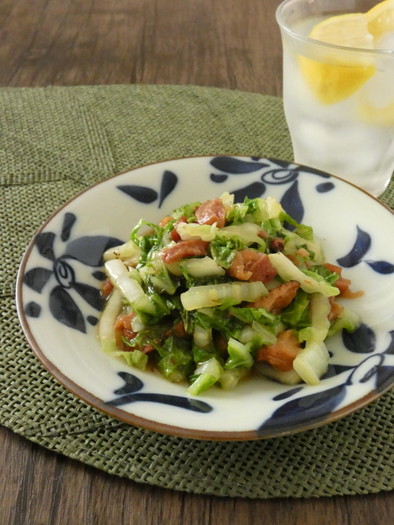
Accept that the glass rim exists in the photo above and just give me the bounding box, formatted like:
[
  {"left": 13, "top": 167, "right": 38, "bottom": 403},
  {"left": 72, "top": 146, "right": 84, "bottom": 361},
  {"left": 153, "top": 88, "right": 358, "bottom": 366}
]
[{"left": 275, "top": 0, "right": 394, "bottom": 57}]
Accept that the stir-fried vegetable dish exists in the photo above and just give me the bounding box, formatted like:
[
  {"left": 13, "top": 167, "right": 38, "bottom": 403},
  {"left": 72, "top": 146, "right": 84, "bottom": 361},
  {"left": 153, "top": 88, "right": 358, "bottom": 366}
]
[{"left": 99, "top": 193, "right": 362, "bottom": 395}]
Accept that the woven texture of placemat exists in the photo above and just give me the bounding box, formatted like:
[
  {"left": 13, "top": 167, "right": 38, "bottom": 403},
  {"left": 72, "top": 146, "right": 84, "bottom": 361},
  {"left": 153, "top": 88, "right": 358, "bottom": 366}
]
[{"left": 1, "top": 84, "right": 393, "bottom": 499}]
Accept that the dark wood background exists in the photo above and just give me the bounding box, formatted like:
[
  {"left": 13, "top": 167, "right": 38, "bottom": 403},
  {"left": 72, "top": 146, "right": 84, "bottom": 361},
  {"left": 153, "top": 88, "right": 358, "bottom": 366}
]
[{"left": 1, "top": 1, "right": 392, "bottom": 523}]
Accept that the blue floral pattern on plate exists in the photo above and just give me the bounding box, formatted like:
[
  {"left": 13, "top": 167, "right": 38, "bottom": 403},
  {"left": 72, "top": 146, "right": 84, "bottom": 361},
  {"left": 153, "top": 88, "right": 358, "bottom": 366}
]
[{"left": 17, "top": 156, "right": 394, "bottom": 440}]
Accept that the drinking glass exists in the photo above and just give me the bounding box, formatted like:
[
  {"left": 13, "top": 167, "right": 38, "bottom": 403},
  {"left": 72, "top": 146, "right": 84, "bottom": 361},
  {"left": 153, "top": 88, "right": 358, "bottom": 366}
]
[{"left": 276, "top": 0, "right": 394, "bottom": 196}]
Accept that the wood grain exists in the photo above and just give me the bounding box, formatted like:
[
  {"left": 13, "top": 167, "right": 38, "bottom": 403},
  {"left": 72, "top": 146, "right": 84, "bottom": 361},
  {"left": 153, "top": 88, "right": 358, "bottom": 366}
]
[
  {"left": 0, "top": 1, "right": 392, "bottom": 523},
  {"left": 0, "top": 0, "right": 282, "bottom": 94}
]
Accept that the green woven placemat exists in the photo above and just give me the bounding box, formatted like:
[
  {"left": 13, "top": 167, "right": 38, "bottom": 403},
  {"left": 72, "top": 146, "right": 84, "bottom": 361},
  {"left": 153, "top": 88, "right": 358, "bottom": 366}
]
[{"left": 1, "top": 85, "right": 393, "bottom": 499}]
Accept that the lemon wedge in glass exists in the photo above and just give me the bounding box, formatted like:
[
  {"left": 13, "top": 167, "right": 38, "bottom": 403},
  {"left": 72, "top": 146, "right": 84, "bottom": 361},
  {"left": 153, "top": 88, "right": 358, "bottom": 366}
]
[
  {"left": 358, "top": 101, "right": 394, "bottom": 125},
  {"left": 360, "top": 0, "right": 394, "bottom": 124},
  {"left": 299, "top": 13, "right": 376, "bottom": 104},
  {"left": 367, "top": 0, "right": 394, "bottom": 38}
]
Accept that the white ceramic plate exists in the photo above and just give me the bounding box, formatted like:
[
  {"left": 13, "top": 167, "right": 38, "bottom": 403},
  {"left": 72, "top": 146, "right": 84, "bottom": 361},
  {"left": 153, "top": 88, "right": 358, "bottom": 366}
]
[{"left": 17, "top": 156, "right": 394, "bottom": 440}]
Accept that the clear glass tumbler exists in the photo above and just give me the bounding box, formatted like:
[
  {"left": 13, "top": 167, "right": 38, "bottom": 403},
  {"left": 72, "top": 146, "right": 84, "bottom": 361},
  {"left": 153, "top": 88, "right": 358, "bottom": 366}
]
[{"left": 276, "top": 0, "right": 394, "bottom": 196}]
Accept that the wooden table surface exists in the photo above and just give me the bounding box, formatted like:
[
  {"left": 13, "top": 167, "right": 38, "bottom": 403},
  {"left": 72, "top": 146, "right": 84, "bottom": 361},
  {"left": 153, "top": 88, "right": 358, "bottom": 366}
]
[{"left": 0, "top": 1, "right": 392, "bottom": 523}]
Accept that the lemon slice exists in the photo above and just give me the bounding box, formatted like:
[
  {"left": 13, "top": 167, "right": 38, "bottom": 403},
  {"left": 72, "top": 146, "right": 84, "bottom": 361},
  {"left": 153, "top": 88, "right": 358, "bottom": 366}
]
[
  {"left": 366, "top": 0, "right": 394, "bottom": 38},
  {"left": 299, "top": 13, "right": 376, "bottom": 104},
  {"left": 309, "top": 13, "right": 375, "bottom": 48},
  {"left": 359, "top": 0, "right": 394, "bottom": 124},
  {"left": 358, "top": 102, "right": 394, "bottom": 125}
]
